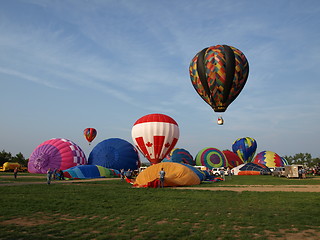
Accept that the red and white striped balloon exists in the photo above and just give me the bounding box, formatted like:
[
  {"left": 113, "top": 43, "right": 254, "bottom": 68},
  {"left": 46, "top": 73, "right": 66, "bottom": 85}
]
[{"left": 131, "top": 113, "right": 179, "bottom": 165}]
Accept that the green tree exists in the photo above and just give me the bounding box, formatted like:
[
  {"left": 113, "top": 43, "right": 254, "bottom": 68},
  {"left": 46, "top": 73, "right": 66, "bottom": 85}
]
[
  {"left": 0, "top": 150, "right": 12, "bottom": 166},
  {"left": 12, "top": 152, "right": 28, "bottom": 167},
  {"left": 283, "top": 153, "right": 318, "bottom": 168}
]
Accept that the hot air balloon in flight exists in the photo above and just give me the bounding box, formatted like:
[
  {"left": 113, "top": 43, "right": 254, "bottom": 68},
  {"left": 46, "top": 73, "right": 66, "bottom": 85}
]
[
  {"left": 84, "top": 128, "right": 97, "bottom": 145},
  {"left": 131, "top": 113, "right": 179, "bottom": 165},
  {"left": 189, "top": 45, "right": 249, "bottom": 123},
  {"left": 28, "top": 138, "right": 87, "bottom": 174},
  {"left": 232, "top": 137, "right": 257, "bottom": 163}
]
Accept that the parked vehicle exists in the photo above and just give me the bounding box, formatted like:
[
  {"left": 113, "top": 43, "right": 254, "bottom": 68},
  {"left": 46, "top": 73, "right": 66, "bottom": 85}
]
[
  {"left": 0, "top": 162, "right": 27, "bottom": 172},
  {"left": 272, "top": 167, "right": 285, "bottom": 177},
  {"left": 284, "top": 165, "right": 304, "bottom": 178},
  {"left": 194, "top": 166, "right": 208, "bottom": 171}
]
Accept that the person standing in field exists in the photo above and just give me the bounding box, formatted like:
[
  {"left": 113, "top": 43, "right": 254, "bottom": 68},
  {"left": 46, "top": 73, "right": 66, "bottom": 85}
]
[
  {"left": 220, "top": 168, "right": 225, "bottom": 181},
  {"left": 227, "top": 167, "right": 232, "bottom": 179},
  {"left": 159, "top": 168, "right": 166, "bottom": 188},
  {"left": 120, "top": 169, "right": 125, "bottom": 180},
  {"left": 47, "top": 168, "right": 53, "bottom": 185},
  {"left": 13, "top": 167, "right": 18, "bottom": 179}
]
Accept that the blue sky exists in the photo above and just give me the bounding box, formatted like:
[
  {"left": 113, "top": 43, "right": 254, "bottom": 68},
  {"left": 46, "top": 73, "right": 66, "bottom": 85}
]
[{"left": 1, "top": 0, "right": 320, "bottom": 162}]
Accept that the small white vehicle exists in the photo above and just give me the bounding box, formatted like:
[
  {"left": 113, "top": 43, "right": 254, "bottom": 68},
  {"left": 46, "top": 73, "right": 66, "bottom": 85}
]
[{"left": 272, "top": 167, "right": 285, "bottom": 177}]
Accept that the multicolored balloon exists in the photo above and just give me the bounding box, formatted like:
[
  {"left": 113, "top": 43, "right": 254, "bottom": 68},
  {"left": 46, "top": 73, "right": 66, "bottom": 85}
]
[
  {"left": 163, "top": 148, "right": 195, "bottom": 165},
  {"left": 84, "top": 128, "right": 97, "bottom": 144},
  {"left": 189, "top": 44, "right": 249, "bottom": 113},
  {"left": 88, "top": 138, "right": 140, "bottom": 171},
  {"left": 253, "top": 151, "right": 283, "bottom": 168},
  {"left": 133, "top": 162, "right": 201, "bottom": 188},
  {"left": 28, "top": 138, "right": 87, "bottom": 174},
  {"left": 195, "top": 147, "right": 227, "bottom": 169},
  {"left": 222, "top": 150, "right": 244, "bottom": 168},
  {"left": 281, "top": 157, "right": 289, "bottom": 166},
  {"left": 131, "top": 113, "right": 179, "bottom": 165},
  {"left": 232, "top": 137, "right": 257, "bottom": 163},
  {"left": 63, "top": 165, "right": 120, "bottom": 179}
]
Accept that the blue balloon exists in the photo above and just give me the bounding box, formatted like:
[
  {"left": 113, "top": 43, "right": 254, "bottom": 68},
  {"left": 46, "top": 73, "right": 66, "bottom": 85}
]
[
  {"left": 163, "top": 148, "right": 195, "bottom": 165},
  {"left": 232, "top": 137, "right": 257, "bottom": 163},
  {"left": 88, "top": 138, "right": 140, "bottom": 171}
]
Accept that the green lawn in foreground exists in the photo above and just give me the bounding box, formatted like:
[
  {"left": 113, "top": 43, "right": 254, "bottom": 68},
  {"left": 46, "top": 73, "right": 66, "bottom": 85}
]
[{"left": 0, "top": 174, "right": 319, "bottom": 240}]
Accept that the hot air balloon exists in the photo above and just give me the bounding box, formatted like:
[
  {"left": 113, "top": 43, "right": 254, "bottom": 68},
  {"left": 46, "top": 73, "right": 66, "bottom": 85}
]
[
  {"left": 253, "top": 151, "right": 283, "bottom": 168},
  {"left": 195, "top": 147, "right": 227, "bottom": 169},
  {"left": 131, "top": 113, "right": 179, "bottom": 165},
  {"left": 63, "top": 165, "right": 120, "bottom": 179},
  {"left": 189, "top": 45, "right": 249, "bottom": 123},
  {"left": 222, "top": 150, "right": 244, "bottom": 168},
  {"left": 133, "top": 162, "right": 201, "bottom": 188},
  {"left": 84, "top": 128, "right": 97, "bottom": 145},
  {"left": 232, "top": 137, "right": 257, "bottom": 163},
  {"left": 28, "top": 138, "right": 87, "bottom": 174},
  {"left": 163, "top": 148, "right": 195, "bottom": 166},
  {"left": 88, "top": 138, "right": 140, "bottom": 171}
]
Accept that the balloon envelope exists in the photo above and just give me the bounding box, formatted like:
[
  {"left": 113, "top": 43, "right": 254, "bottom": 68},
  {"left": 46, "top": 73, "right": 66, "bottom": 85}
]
[
  {"left": 189, "top": 45, "right": 249, "bottom": 112},
  {"left": 163, "top": 148, "right": 195, "bottom": 165},
  {"left": 88, "top": 138, "right": 140, "bottom": 171},
  {"left": 223, "top": 150, "right": 244, "bottom": 168},
  {"left": 195, "top": 147, "right": 227, "bottom": 169},
  {"left": 232, "top": 137, "right": 257, "bottom": 163},
  {"left": 232, "top": 162, "right": 271, "bottom": 175},
  {"left": 84, "top": 128, "right": 97, "bottom": 143},
  {"left": 63, "top": 165, "right": 120, "bottom": 179},
  {"left": 131, "top": 113, "right": 179, "bottom": 164},
  {"left": 133, "top": 162, "right": 201, "bottom": 187},
  {"left": 253, "top": 151, "right": 283, "bottom": 168},
  {"left": 28, "top": 138, "right": 87, "bottom": 174}
]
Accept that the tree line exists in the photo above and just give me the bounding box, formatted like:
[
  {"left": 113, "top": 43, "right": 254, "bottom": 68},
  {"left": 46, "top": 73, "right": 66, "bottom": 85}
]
[
  {"left": 0, "top": 150, "right": 28, "bottom": 167},
  {"left": 0, "top": 150, "right": 319, "bottom": 168}
]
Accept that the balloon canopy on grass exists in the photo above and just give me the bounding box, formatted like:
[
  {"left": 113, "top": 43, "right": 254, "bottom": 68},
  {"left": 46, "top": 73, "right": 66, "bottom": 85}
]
[
  {"left": 222, "top": 150, "right": 244, "bottom": 168},
  {"left": 232, "top": 137, "right": 257, "bottom": 163},
  {"left": 133, "top": 162, "right": 201, "bottom": 188},
  {"left": 163, "top": 148, "right": 195, "bottom": 165},
  {"left": 28, "top": 138, "right": 87, "bottom": 174},
  {"left": 195, "top": 147, "right": 227, "bottom": 169},
  {"left": 88, "top": 138, "right": 140, "bottom": 171},
  {"left": 253, "top": 151, "right": 283, "bottom": 168},
  {"left": 131, "top": 113, "right": 179, "bottom": 165},
  {"left": 63, "top": 165, "right": 120, "bottom": 179}
]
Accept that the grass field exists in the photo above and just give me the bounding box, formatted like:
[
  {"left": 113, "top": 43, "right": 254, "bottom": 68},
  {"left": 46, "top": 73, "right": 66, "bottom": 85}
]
[{"left": 0, "top": 173, "right": 319, "bottom": 240}]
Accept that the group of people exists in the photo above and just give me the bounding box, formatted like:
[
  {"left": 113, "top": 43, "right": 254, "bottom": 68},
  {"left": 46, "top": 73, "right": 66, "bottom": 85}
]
[
  {"left": 46, "top": 168, "right": 64, "bottom": 184},
  {"left": 298, "top": 168, "right": 307, "bottom": 179}
]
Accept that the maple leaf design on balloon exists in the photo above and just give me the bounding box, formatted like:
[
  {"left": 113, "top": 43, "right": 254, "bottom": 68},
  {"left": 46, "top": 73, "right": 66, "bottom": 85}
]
[
  {"left": 146, "top": 142, "right": 153, "bottom": 147},
  {"left": 164, "top": 142, "right": 170, "bottom": 148}
]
